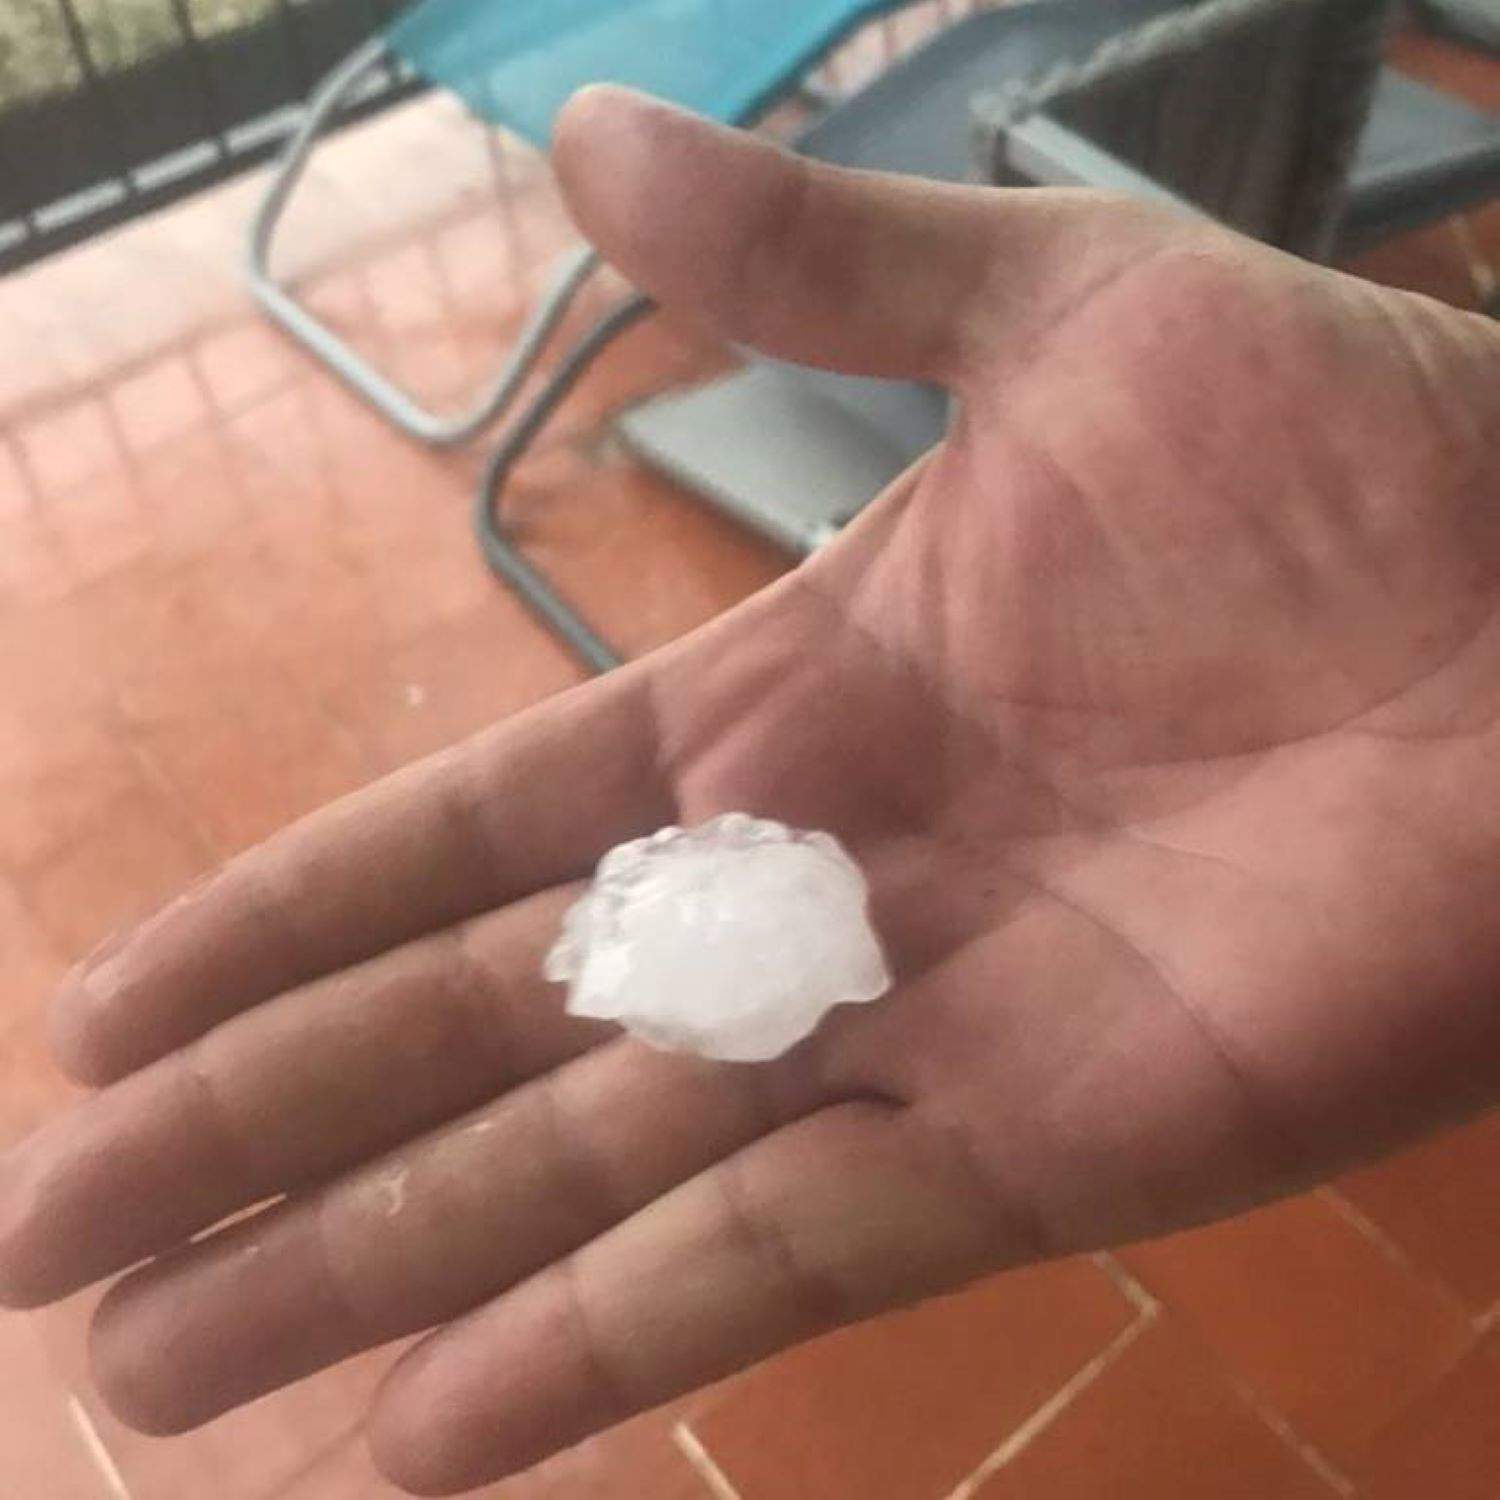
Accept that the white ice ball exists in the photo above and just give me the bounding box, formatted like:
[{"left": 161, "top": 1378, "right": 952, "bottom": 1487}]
[{"left": 546, "top": 814, "right": 891, "bottom": 1063}]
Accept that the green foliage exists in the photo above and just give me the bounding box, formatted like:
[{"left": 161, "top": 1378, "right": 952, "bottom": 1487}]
[{"left": 1, "top": 0, "right": 281, "bottom": 108}]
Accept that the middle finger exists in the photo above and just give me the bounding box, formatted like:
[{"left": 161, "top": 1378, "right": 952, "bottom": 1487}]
[
  {"left": 0, "top": 885, "right": 605, "bottom": 1308},
  {"left": 91, "top": 1033, "right": 822, "bottom": 1434}
]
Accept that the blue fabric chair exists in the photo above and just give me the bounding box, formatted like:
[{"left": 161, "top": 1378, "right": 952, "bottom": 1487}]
[
  {"left": 390, "top": 0, "right": 908, "bottom": 147},
  {"left": 248, "top": 0, "right": 910, "bottom": 447}
]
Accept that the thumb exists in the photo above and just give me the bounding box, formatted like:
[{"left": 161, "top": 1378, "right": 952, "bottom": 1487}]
[{"left": 552, "top": 84, "right": 1104, "bottom": 386}]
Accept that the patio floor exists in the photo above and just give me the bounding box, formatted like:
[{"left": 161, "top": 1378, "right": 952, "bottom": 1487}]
[{"left": 1, "top": 17, "right": 1499, "bottom": 1500}]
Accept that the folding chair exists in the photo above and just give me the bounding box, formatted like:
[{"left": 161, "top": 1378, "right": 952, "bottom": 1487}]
[{"left": 247, "top": 0, "right": 915, "bottom": 447}]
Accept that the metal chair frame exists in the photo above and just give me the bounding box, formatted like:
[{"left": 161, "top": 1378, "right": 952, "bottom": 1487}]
[{"left": 247, "top": 36, "right": 607, "bottom": 448}]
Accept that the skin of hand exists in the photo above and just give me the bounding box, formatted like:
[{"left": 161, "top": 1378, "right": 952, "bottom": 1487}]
[{"left": 3, "top": 85, "right": 1500, "bottom": 1496}]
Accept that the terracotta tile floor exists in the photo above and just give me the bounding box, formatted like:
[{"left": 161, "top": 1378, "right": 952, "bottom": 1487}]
[{"left": 2, "top": 17, "right": 1499, "bottom": 1500}]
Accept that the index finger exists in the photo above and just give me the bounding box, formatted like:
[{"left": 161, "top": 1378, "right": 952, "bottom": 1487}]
[{"left": 51, "top": 669, "right": 673, "bottom": 1085}]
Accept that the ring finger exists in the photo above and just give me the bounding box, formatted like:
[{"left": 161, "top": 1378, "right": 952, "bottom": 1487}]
[{"left": 90, "top": 1027, "right": 825, "bottom": 1434}]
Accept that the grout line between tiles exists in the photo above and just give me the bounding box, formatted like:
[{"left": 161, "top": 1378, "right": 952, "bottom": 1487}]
[
  {"left": 673, "top": 1420, "right": 746, "bottom": 1500},
  {"left": 119, "top": 734, "right": 223, "bottom": 870},
  {"left": 93, "top": 385, "right": 136, "bottom": 480},
  {"left": 1221, "top": 1377, "right": 1355, "bottom": 1498},
  {"left": 1092, "top": 1251, "right": 1160, "bottom": 1318},
  {"left": 1320, "top": 1188, "right": 1477, "bottom": 1326},
  {"left": 179, "top": 335, "right": 224, "bottom": 425},
  {"left": 0, "top": 426, "right": 43, "bottom": 510},
  {"left": 940, "top": 1302, "right": 1159, "bottom": 1500},
  {"left": 66, "top": 1395, "right": 134, "bottom": 1500}
]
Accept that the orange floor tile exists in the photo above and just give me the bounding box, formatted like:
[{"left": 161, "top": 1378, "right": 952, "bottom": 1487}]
[
  {"left": 971, "top": 1318, "right": 1340, "bottom": 1500},
  {"left": 1, "top": 14, "right": 1498, "bottom": 1500},
  {"left": 1354, "top": 1332, "right": 1500, "bottom": 1500},
  {"left": 691, "top": 1261, "right": 1137, "bottom": 1498},
  {"left": 1118, "top": 1193, "right": 1474, "bottom": 1469}
]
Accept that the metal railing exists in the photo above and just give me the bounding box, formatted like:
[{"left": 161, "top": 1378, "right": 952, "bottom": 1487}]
[
  {"left": 0, "top": 0, "right": 422, "bottom": 272},
  {"left": 0, "top": 0, "right": 1000, "bottom": 277}
]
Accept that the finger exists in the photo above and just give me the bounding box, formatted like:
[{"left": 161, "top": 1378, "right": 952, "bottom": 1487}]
[
  {"left": 552, "top": 86, "right": 1114, "bottom": 386},
  {"left": 369, "top": 1104, "right": 1000, "bottom": 1495},
  {"left": 0, "top": 885, "right": 623, "bottom": 1309},
  {"left": 87, "top": 1039, "right": 822, "bottom": 1436},
  {"left": 50, "top": 670, "right": 673, "bottom": 1085}
]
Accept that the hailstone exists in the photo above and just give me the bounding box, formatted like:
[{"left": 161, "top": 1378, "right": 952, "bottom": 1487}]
[{"left": 545, "top": 814, "right": 891, "bottom": 1062}]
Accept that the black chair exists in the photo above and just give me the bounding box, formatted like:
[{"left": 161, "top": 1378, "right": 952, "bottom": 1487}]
[
  {"left": 1411, "top": 0, "right": 1500, "bottom": 52},
  {"left": 975, "top": 0, "right": 1500, "bottom": 281}
]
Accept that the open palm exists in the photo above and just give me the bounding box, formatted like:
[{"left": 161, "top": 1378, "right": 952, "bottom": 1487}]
[{"left": 4, "top": 88, "right": 1500, "bottom": 1497}]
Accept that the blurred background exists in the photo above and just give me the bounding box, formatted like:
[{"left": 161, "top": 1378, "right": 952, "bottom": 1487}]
[{"left": 1, "top": 1, "right": 1498, "bottom": 1495}]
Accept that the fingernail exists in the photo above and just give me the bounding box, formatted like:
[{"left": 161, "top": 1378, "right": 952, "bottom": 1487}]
[{"left": 68, "top": 869, "right": 218, "bottom": 990}]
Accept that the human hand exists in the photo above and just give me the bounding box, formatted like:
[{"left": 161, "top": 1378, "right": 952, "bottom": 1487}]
[{"left": 4, "top": 87, "right": 1500, "bottom": 1496}]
